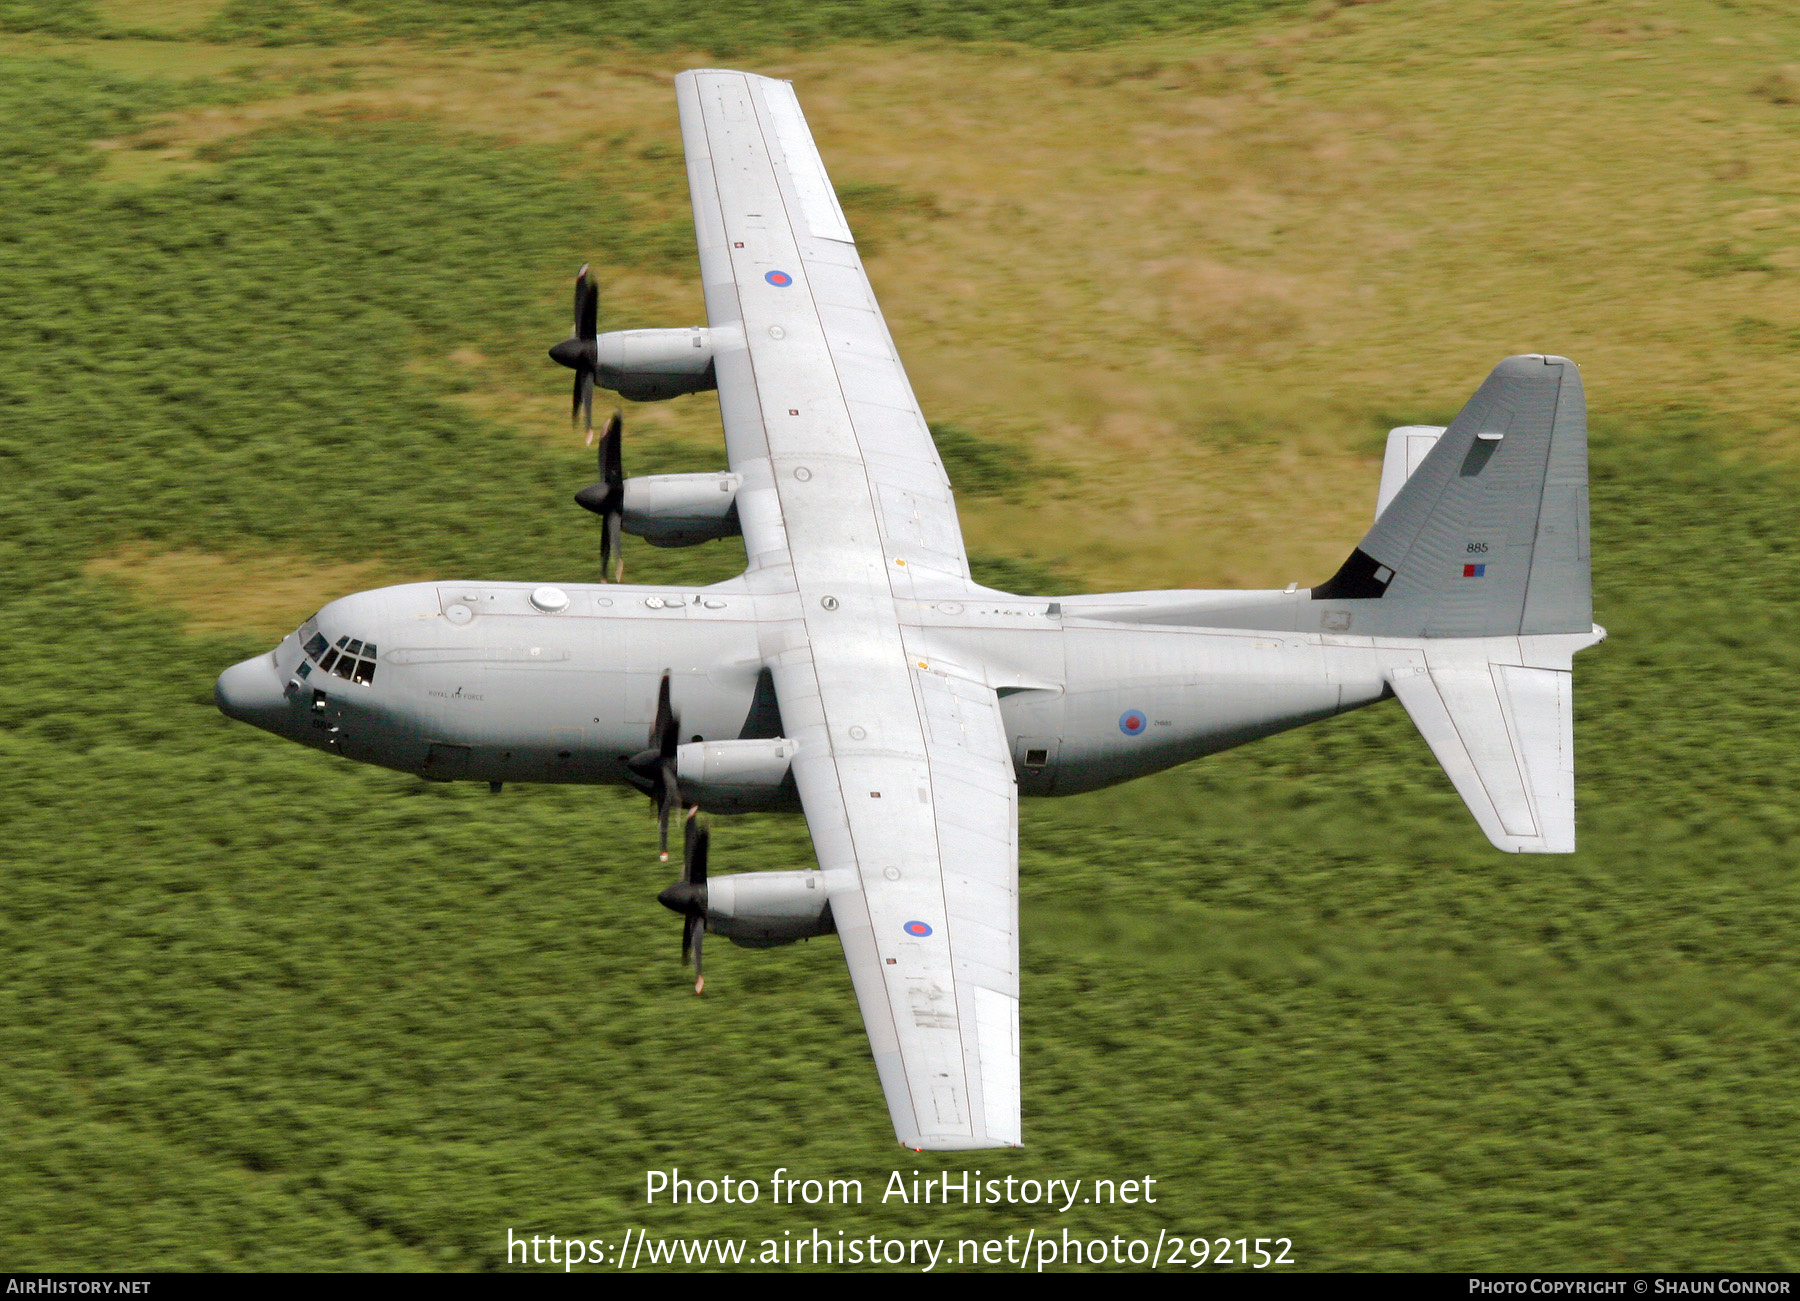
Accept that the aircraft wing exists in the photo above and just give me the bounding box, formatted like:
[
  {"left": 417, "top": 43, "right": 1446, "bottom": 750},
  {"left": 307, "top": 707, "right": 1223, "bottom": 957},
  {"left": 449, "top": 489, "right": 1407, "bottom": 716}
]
[
  {"left": 675, "top": 69, "right": 1021, "bottom": 1148},
  {"left": 769, "top": 655, "right": 1022, "bottom": 1150},
  {"left": 674, "top": 68, "right": 973, "bottom": 589}
]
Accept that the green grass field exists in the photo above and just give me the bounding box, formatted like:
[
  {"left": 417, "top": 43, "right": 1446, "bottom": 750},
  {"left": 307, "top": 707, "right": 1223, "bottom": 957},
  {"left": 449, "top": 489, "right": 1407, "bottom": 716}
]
[{"left": 2, "top": 0, "right": 1798, "bottom": 1272}]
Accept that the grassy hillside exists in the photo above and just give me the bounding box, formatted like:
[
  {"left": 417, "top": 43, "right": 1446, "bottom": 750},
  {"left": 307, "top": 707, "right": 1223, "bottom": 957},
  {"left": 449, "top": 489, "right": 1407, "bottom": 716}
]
[{"left": 1, "top": 0, "right": 1797, "bottom": 1272}]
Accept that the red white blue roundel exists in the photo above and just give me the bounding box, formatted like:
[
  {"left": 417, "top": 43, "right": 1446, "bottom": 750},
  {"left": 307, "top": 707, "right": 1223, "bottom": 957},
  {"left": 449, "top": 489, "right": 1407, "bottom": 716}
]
[
  {"left": 1119, "top": 709, "right": 1148, "bottom": 736},
  {"left": 904, "top": 920, "right": 932, "bottom": 937},
  {"left": 765, "top": 270, "right": 793, "bottom": 287}
]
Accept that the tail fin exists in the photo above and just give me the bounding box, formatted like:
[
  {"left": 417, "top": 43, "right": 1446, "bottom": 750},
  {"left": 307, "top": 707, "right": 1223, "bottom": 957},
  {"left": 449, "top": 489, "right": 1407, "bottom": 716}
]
[
  {"left": 1312, "top": 354, "right": 1591, "bottom": 638},
  {"left": 1317, "top": 356, "right": 1603, "bottom": 852}
]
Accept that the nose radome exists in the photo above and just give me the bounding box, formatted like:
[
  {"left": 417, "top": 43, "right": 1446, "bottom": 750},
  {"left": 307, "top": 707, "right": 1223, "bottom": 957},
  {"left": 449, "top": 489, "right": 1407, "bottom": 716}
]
[{"left": 216, "top": 654, "right": 291, "bottom": 730}]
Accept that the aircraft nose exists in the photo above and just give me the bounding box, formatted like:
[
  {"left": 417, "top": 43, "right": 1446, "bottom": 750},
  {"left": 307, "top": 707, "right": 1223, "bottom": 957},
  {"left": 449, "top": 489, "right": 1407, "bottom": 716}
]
[{"left": 215, "top": 654, "right": 291, "bottom": 730}]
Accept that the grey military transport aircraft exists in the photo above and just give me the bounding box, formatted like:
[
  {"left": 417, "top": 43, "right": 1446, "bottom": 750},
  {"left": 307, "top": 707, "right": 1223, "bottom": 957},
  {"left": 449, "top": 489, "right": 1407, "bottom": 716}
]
[{"left": 217, "top": 69, "right": 1605, "bottom": 1150}]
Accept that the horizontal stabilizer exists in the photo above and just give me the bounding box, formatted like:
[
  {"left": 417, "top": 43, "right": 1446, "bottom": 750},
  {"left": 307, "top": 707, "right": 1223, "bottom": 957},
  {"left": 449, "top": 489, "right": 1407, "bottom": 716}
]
[
  {"left": 1374, "top": 425, "right": 1447, "bottom": 523},
  {"left": 1386, "top": 631, "right": 1603, "bottom": 853}
]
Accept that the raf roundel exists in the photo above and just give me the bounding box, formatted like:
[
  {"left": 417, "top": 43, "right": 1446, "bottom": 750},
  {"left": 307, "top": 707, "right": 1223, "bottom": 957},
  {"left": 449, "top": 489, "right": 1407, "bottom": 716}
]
[
  {"left": 1119, "top": 709, "right": 1148, "bottom": 736},
  {"left": 765, "top": 269, "right": 794, "bottom": 287},
  {"left": 903, "top": 921, "right": 933, "bottom": 938}
]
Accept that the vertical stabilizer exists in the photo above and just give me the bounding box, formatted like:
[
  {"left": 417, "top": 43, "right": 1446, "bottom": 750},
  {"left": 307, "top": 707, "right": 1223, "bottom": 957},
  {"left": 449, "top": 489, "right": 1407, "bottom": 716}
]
[{"left": 1313, "top": 355, "right": 1591, "bottom": 638}]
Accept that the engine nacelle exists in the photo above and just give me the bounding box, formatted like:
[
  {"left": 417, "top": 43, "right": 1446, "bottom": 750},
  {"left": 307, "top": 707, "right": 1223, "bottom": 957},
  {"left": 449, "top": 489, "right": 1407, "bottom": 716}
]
[
  {"left": 622, "top": 472, "right": 742, "bottom": 547},
  {"left": 705, "top": 870, "right": 835, "bottom": 948},
  {"left": 675, "top": 737, "right": 795, "bottom": 811},
  {"left": 597, "top": 327, "right": 716, "bottom": 401}
]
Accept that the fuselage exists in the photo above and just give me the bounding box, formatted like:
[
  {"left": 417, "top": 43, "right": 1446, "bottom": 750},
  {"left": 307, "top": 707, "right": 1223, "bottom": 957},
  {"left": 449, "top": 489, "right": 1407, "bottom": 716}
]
[{"left": 215, "top": 578, "right": 1392, "bottom": 802}]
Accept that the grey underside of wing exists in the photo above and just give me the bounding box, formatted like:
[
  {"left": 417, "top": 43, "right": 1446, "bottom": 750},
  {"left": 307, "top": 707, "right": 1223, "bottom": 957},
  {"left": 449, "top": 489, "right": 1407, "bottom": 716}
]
[{"left": 676, "top": 69, "right": 1021, "bottom": 1149}]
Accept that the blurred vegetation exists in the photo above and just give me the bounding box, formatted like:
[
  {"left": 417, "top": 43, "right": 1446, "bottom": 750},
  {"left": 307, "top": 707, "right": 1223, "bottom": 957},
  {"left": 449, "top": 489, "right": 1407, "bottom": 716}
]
[
  {"left": 928, "top": 422, "right": 1038, "bottom": 500},
  {"left": 0, "top": 0, "right": 1305, "bottom": 50},
  {"left": 967, "top": 551, "right": 1081, "bottom": 596},
  {"left": 0, "top": 0, "right": 99, "bottom": 37},
  {"left": 1, "top": 5, "right": 1797, "bottom": 1275},
  {"left": 186, "top": 0, "right": 1305, "bottom": 53}
]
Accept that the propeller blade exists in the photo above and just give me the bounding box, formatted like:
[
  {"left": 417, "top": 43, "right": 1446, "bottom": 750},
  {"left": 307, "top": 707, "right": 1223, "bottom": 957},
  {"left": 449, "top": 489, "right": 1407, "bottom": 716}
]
[
  {"left": 550, "top": 265, "right": 601, "bottom": 431},
  {"left": 605, "top": 510, "right": 623, "bottom": 584},
  {"left": 576, "top": 264, "right": 598, "bottom": 341},
  {"left": 686, "top": 813, "right": 709, "bottom": 887},
  {"left": 597, "top": 412, "right": 626, "bottom": 579},
  {"left": 657, "top": 815, "right": 711, "bottom": 994},
  {"left": 599, "top": 409, "right": 622, "bottom": 485},
  {"left": 650, "top": 671, "right": 680, "bottom": 861},
  {"left": 650, "top": 671, "right": 674, "bottom": 751}
]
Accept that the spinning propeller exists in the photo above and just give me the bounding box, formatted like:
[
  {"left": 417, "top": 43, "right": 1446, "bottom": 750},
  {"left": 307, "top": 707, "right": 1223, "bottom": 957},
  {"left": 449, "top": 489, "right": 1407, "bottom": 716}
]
[
  {"left": 551, "top": 265, "right": 626, "bottom": 582},
  {"left": 656, "top": 814, "right": 710, "bottom": 995},
  {"left": 626, "top": 671, "right": 684, "bottom": 862},
  {"left": 574, "top": 410, "right": 625, "bottom": 582},
  {"left": 547, "top": 264, "right": 599, "bottom": 436}
]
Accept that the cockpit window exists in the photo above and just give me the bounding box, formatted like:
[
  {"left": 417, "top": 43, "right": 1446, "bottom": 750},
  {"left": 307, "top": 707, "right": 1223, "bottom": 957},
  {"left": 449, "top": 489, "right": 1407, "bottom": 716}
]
[{"left": 298, "top": 628, "right": 379, "bottom": 686}]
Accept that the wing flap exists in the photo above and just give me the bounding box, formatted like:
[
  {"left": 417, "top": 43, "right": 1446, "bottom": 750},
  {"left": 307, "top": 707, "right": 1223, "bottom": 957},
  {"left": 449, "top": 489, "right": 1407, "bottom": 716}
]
[{"left": 973, "top": 987, "right": 1022, "bottom": 1145}]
